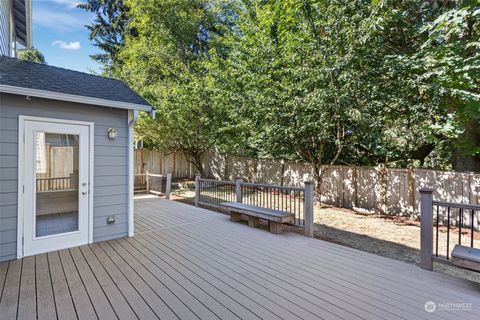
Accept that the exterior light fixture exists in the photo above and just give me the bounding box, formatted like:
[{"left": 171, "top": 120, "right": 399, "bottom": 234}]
[{"left": 108, "top": 128, "right": 117, "bottom": 140}]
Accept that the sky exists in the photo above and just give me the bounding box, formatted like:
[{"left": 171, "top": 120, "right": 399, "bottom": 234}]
[{"left": 32, "top": 0, "right": 101, "bottom": 73}]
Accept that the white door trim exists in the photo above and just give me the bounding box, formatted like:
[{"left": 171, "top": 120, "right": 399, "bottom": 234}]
[{"left": 17, "top": 115, "right": 94, "bottom": 259}]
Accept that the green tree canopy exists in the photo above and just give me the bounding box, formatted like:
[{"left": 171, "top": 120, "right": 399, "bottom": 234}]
[
  {"left": 17, "top": 47, "right": 46, "bottom": 64},
  {"left": 82, "top": 0, "right": 480, "bottom": 177}
]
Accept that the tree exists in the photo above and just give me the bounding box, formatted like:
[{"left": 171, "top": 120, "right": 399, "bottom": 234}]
[
  {"left": 414, "top": 1, "right": 480, "bottom": 170},
  {"left": 17, "top": 47, "right": 46, "bottom": 64},
  {"left": 115, "top": 0, "right": 241, "bottom": 174},
  {"left": 84, "top": 0, "right": 480, "bottom": 178},
  {"left": 77, "top": 0, "right": 131, "bottom": 70},
  {"left": 210, "top": 0, "right": 388, "bottom": 197}
]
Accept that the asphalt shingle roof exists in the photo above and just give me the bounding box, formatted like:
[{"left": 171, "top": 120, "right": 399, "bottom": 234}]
[{"left": 0, "top": 56, "right": 150, "bottom": 108}]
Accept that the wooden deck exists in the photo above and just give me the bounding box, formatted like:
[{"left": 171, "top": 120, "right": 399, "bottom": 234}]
[{"left": 1, "top": 197, "right": 480, "bottom": 320}]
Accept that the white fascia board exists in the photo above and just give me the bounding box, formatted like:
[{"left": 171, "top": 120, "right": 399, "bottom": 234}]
[{"left": 0, "top": 84, "right": 152, "bottom": 112}]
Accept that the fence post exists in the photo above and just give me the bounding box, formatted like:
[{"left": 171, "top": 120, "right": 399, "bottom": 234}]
[
  {"left": 195, "top": 174, "right": 200, "bottom": 207},
  {"left": 420, "top": 188, "right": 434, "bottom": 271},
  {"left": 165, "top": 173, "right": 172, "bottom": 200},
  {"left": 407, "top": 166, "right": 415, "bottom": 214},
  {"left": 236, "top": 177, "right": 242, "bottom": 203},
  {"left": 304, "top": 181, "right": 314, "bottom": 238},
  {"left": 146, "top": 170, "right": 150, "bottom": 194}
]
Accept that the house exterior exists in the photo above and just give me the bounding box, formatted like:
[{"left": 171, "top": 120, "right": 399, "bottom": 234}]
[
  {"left": 0, "top": 0, "right": 31, "bottom": 57},
  {"left": 0, "top": 57, "right": 152, "bottom": 262}
]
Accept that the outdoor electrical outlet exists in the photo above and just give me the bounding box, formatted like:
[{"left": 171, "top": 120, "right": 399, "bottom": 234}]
[{"left": 107, "top": 216, "right": 116, "bottom": 224}]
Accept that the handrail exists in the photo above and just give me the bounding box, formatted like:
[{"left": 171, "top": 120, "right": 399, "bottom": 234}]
[
  {"left": 37, "top": 176, "right": 71, "bottom": 180},
  {"left": 199, "top": 178, "right": 235, "bottom": 185},
  {"left": 147, "top": 173, "right": 164, "bottom": 177},
  {"left": 241, "top": 182, "right": 304, "bottom": 192},
  {"left": 432, "top": 200, "right": 480, "bottom": 211}
]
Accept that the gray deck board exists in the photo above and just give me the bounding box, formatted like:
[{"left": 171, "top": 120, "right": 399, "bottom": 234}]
[
  {"left": 1, "top": 197, "right": 480, "bottom": 320},
  {"left": 17, "top": 256, "right": 36, "bottom": 320},
  {"left": 113, "top": 239, "right": 216, "bottom": 320},
  {"left": 0, "top": 260, "right": 21, "bottom": 319},
  {"left": 157, "top": 225, "right": 393, "bottom": 320},
  {"left": 59, "top": 248, "right": 97, "bottom": 320},
  {"left": 189, "top": 219, "right": 474, "bottom": 320},
  {"left": 69, "top": 246, "right": 118, "bottom": 320},
  {"left": 182, "top": 222, "right": 455, "bottom": 320},
  {"left": 97, "top": 241, "right": 179, "bottom": 319},
  {"left": 79, "top": 245, "right": 138, "bottom": 320},
  {"left": 0, "top": 261, "right": 8, "bottom": 298},
  {"left": 128, "top": 236, "right": 252, "bottom": 320},
  {"left": 88, "top": 243, "right": 160, "bottom": 320},
  {"left": 35, "top": 253, "right": 57, "bottom": 320},
  {"left": 104, "top": 240, "right": 197, "bottom": 319},
  {"left": 47, "top": 251, "right": 77, "bottom": 320}
]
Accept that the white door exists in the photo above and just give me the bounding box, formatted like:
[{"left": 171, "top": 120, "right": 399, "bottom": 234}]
[{"left": 22, "top": 119, "right": 91, "bottom": 257}]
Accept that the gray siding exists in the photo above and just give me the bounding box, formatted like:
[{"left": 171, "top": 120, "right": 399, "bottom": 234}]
[
  {"left": 0, "top": 93, "right": 129, "bottom": 261},
  {"left": 0, "top": 0, "right": 11, "bottom": 56}
]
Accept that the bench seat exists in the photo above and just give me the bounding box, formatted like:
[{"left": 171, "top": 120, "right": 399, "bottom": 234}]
[
  {"left": 221, "top": 202, "right": 294, "bottom": 234},
  {"left": 451, "top": 245, "right": 480, "bottom": 272}
]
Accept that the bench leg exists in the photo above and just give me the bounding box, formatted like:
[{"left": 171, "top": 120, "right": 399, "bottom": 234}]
[
  {"left": 269, "top": 221, "right": 283, "bottom": 234},
  {"left": 247, "top": 216, "right": 260, "bottom": 228},
  {"left": 230, "top": 212, "right": 242, "bottom": 222}
]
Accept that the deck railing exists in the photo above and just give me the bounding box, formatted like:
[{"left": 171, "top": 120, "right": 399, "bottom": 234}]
[
  {"left": 134, "top": 172, "right": 172, "bottom": 199},
  {"left": 36, "top": 177, "right": 72, "bottom": 191},
  {"left": 419, "top": 188, "right": 479, "bottom": 270},
  {"left": 195, "top": 175, "right": 314, "bottom": 237}
]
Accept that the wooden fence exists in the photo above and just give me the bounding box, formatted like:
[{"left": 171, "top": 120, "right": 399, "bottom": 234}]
[{"left": 135, "top": 149, "right": 480, "bottom": 220}]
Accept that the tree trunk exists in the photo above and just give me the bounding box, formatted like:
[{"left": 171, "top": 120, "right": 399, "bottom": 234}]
[
  {"left": 313, "top": 162, "right": 323, "bottom": 203},
  {"left": 187, "top": 152, "right": 204, "bottom": 176},
  {"left": 453, "top": 119, "right": 480, "bottom": 172}
]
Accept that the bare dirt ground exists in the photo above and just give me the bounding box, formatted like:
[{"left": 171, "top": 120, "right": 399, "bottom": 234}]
[{"left": 170, "top": 188, "right": 480, "bottom": 283}]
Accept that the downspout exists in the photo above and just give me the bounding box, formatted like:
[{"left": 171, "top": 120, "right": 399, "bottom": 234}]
[
  {"left": 127, "top": 110, "right": 138, "bottom": 237},
  {"left": 127, "top": 109, "right": 155, "bottom": 237}
]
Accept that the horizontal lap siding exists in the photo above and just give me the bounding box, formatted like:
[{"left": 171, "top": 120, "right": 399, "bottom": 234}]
[{"left": 0, "top": 93, "right": 129, "bottom": 261}]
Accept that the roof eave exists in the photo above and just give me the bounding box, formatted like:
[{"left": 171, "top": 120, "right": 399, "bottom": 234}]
[{"left": 0, "top": 84, "right": 152, "bottom": 112}]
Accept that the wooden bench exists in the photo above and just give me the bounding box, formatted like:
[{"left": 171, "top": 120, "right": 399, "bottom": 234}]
[
  {"left": 221, "top": 202, "right": 294, "bottom": 234},
  {"left": 451, "top": 245, "right": 480, "bottom": 272}
]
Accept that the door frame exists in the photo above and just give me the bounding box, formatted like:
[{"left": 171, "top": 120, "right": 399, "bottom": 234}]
[{"left": 17, "top": 115, "right": 94, "bottom": 259}]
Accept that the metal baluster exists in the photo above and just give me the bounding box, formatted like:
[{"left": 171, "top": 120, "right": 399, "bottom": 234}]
[
  {"left": 436, "top": 205, "right": 439, "bottom": 257},
  {"left": 447, "top": 206, "right": 451, "bottom": 260},
  {"left": 471, "top": 210, "right": 475, "bottom": 248},
  {"left": 459, "top": 208, "right": 463, "bottom": 245}
]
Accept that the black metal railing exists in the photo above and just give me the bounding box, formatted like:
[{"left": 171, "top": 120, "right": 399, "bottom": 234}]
[
  {"left": 433, "top": 200, "right": 479, "bottom": 260},
  {"left": 197, "top": 178, "right": 236, "bottom": 207},
  {"left": 196, "top": 177, "right": 310, "bottom": 227},
  {"left": 240, "top": 182, "right": 305, "bottom": 226}
]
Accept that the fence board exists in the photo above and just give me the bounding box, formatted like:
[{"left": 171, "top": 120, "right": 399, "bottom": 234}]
[{"left": 135, "top": 149, "right": 480, "bottom": 220}]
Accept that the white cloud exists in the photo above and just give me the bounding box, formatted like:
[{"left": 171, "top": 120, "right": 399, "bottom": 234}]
[
  {"left": 52, "top": 40, "right": 81, "bottom": 50},
  {"left": 52, "top": 0, "right": 82, "bottom": 8},
  {"left": 33, "top": 9, "right": 87, "bottom": 32}
]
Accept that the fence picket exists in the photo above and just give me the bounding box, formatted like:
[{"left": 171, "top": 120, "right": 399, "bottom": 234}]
[{"left": 135, "top": 149, "right": 480, "bottom": 220}]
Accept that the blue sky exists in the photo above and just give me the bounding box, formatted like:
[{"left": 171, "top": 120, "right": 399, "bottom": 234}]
[{"left": 32, "top": 0, "right": 101, "bottom": 73}]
